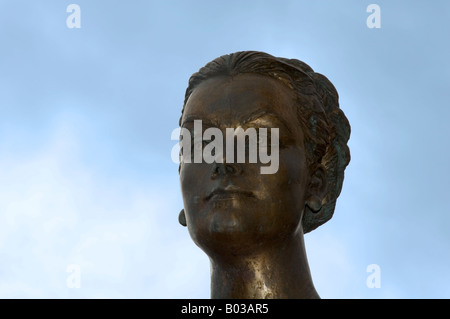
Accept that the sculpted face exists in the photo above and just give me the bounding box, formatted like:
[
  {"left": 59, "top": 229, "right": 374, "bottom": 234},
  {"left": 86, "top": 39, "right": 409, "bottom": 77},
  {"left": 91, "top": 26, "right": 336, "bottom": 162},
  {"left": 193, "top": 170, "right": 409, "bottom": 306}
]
[{"left": 180, "top": 73, "right": 313, "bottom": 258}]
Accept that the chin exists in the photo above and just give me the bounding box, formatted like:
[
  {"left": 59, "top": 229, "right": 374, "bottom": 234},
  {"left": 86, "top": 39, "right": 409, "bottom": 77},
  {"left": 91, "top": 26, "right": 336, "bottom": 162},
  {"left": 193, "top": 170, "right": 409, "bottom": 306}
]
[{"left": 191, "top": 222, "right": 286, "bottom": 258}]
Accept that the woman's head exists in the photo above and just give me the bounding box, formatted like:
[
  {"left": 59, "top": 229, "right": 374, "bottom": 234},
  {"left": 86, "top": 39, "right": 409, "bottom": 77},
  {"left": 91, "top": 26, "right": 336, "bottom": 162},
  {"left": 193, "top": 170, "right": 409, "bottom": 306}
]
[{"left": 179, "top": 51, "right": 350, "bottom": 249}]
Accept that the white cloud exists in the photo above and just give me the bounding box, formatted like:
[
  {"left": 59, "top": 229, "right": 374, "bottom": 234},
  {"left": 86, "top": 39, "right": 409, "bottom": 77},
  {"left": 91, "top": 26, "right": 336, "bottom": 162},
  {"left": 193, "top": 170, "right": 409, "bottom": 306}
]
[
  {"left": 305, "top": 231, "right": 357, "bottom": 298},
  {"left": 0, "top": 118, "right": 209, "bottom": 298}
]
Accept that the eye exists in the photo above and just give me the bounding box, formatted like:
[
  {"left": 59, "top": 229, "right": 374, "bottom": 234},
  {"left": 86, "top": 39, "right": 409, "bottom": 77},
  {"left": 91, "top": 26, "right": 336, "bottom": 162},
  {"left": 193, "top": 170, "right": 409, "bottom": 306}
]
[
  {"left": 256, "top": 130, "right": 284, "bottom": 151},
  {"left": 257, "top": 132, "right": 270, "bottom": 150},
  {"left": 191, "top": 139, "right": 211, "bottom": 152}
]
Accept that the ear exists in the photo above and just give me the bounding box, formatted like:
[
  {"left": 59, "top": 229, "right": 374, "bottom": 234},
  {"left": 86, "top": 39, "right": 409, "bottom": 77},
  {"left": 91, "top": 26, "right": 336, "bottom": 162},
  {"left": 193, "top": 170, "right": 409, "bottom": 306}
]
[
  {"left": 178, "top": 209, "right": 187, "bottom": 227},
  {"left": 305, "top": 164, "right": 327, "bottom": 213}
]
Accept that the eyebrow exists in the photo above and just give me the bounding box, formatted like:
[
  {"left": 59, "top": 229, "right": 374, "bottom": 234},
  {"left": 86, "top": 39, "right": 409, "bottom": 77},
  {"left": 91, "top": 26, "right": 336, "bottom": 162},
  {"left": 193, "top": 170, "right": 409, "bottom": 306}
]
[
  {"left": 243, "top": 110, "right": 293, "bottom": 133},
  {"left": 181, "top": 115, "right": 220, "bottom": 128},
  {"left": 181, "top": 110, "right": 293, "bottom": 133}
]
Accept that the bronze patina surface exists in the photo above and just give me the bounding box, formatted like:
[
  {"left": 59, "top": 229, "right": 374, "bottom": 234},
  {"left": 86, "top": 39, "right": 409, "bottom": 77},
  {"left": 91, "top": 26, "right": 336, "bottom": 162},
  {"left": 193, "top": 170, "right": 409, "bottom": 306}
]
[{"left": 177, "top": 51, "right": 351, "bottom": 298}]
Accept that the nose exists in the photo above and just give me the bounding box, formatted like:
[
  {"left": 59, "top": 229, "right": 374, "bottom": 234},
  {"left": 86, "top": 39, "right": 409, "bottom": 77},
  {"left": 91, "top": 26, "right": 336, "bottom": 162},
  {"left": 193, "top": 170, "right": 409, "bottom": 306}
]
[{"left": 210, "top": 161, "right": 243, "bottom": 178}]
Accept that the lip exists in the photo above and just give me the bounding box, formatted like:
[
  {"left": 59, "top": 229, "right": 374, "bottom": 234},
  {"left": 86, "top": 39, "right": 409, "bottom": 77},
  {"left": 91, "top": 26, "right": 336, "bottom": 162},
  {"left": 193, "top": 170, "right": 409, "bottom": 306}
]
[{"left": 206, "top": 185, "right": 255, "bottom": 201}]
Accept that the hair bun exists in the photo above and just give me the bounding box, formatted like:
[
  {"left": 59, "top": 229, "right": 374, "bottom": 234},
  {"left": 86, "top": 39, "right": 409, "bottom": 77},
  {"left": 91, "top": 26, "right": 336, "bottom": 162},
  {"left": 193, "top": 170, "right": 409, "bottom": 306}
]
[{"left": 301, "top": 71, "right": 351, "bottom": 233}]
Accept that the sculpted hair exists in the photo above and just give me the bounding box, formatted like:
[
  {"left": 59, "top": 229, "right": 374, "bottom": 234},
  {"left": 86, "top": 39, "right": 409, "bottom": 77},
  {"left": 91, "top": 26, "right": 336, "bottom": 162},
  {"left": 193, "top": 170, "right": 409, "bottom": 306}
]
[{"left": 179, "top": 51, "right": 351, "bottom": 233}]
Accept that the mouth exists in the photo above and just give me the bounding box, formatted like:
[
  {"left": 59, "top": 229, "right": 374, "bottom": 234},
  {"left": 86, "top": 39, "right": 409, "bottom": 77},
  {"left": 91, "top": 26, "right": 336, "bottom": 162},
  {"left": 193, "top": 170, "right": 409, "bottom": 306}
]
[{"left": 205, "top": 186, "right": 255, "bottom": 201}]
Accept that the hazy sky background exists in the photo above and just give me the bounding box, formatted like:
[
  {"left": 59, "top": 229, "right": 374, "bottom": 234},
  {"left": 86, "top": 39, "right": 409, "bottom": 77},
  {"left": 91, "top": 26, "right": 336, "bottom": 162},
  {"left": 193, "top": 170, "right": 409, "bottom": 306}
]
[{"left": 0, "top": 0, "right": 449, "bottom": 298}]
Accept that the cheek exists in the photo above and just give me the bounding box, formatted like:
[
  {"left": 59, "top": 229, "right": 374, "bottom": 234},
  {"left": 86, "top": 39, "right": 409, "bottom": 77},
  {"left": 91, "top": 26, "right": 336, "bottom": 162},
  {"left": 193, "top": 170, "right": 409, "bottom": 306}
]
[
  {"left": 260, "top": 148, "right": 308, "bottom": 213},
  {"left": 180, "top": 163, "right": 205, "bottom": 206},
  {"left": 180, "top": 163, "right": 213, "bottom": 233},
  {"left": 283, "top": 147, "right": 308, "bottom": 186}
]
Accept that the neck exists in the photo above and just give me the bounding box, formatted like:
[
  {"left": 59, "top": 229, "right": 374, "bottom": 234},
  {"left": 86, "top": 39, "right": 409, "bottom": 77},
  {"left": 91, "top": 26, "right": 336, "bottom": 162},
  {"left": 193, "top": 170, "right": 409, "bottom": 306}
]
[{"left": 209, "top": 233, "right": 319, "bottom": 299}]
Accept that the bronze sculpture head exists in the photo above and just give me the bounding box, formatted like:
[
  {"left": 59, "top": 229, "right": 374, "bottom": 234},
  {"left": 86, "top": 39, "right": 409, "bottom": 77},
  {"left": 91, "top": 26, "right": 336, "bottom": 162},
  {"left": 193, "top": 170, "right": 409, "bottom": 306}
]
[{"left": 177, "top": 51, "right": 350, "bottom": 298}]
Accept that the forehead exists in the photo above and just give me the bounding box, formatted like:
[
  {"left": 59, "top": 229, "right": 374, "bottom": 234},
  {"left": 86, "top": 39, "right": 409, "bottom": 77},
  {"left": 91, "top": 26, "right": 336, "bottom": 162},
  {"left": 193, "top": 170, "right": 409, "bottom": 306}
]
[{"left": 182, "top": 74, "right": 301, "bottom": 133}]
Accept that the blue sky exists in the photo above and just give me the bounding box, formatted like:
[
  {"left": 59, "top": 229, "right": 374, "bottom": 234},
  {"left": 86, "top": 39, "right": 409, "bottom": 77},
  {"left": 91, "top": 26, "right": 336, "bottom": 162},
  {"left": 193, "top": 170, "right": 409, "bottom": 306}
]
[{"left": 0, "top": 0, "right": 449, "bottom": 298}]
